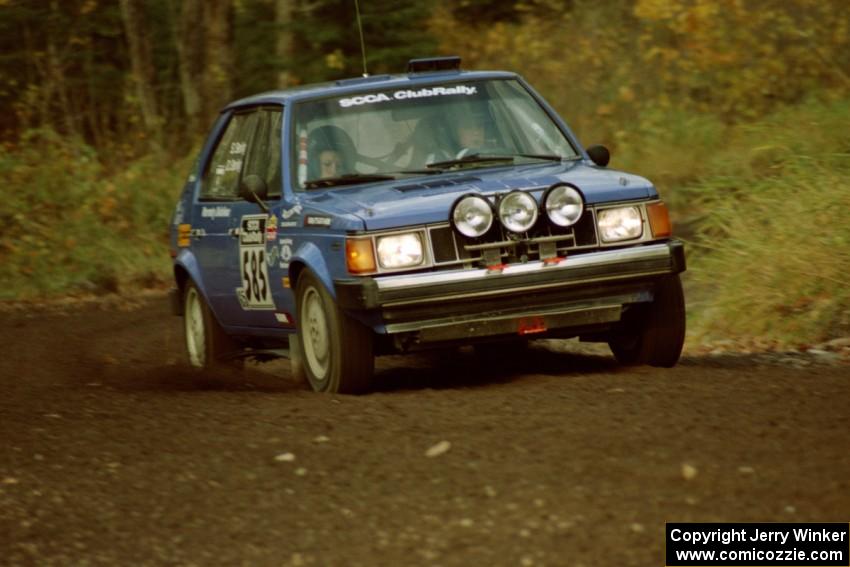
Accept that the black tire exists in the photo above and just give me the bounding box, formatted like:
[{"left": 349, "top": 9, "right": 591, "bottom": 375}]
[
  {"left": 182, "top": 282, "right": 242, "bottom": 369},
  {"left": 288, "top": 333, "right": 307, "bottom": 385},
  {"left": 295, "top": 270, "right": 374, "bottom": 393},
  {"left": 608, "top": 274, "right": 686, "bottom": 368}
]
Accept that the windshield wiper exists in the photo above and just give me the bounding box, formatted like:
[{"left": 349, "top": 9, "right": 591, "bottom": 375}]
[
  {"left": 392, "top": 168, "right": 445, "bottom": 175},
  {"left": 513, "top": 153, "right": 579, "bottom": 162},
  {"left": 304, "top": 173, "right": 396, "bottom": 189},
  {"left": 426, "top": 154, "right": 515, "bottom": 169}
]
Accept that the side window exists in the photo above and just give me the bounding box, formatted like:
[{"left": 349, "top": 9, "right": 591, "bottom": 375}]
[
  {"left": 244, "top": 108, "right": 283, "bottom": 198},
  {"left": 201, "top": 111, "right": 259, "bottom": 200}
]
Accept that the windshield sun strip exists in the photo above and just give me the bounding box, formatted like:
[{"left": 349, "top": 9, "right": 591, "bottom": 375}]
[{"left": 289, "top": 77, "right": 580, "bottom": 192}]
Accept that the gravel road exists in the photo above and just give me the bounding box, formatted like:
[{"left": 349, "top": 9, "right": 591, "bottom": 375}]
[{"left": 1, "top": 295, "right": 848, "bottom": 566}]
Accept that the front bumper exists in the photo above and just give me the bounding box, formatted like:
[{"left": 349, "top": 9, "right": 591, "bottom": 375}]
[{"left": 336, "top": 240, "right": 685, "bottom": 344}]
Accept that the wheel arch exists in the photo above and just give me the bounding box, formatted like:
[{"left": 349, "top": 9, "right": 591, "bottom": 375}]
[
  {"left": 289, "top": 242, "right": 336, "bottom": 299},
  {"left": 174, "top": 264, "right": 190, "bottom": 295},
  {"left": 173, "top": 250, "right": 213, "bottom": 315}
]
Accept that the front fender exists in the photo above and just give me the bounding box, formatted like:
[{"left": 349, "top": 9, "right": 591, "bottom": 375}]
[
  {"left": 174, "top": 249, "right": 209, "bottom": 302},
  {"left": 290, "top": 241, "right": 336, "bottom": 299}
]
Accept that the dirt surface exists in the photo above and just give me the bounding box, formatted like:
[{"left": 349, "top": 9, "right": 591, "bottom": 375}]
[{"left": 1, "top": 295, "right": 848, "bottom": 567}]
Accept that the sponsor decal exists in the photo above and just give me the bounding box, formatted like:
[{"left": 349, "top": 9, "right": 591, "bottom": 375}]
[
  {"left": 236, "top": 214, "right": 275, "bottom": 310},
  {"left": 338, "top": 85, "right": 477, "bottom": 108},
  {"left": 266, "top": 214, "right": 278, "bottom": 242},
  {"left": 279, "top": 221, "right": 297, "bottom": 228},
  {"left": 240, "top": 216, "right": 266, "bottom": 245},
  {"left": 201, "top": 205, "right": 231, "bottom": 219},
  {"left": 229, "top": 141, "right": 247, "bottom": 156},
  {"left": 274, "top": 312, "right": 294, "bottom": 326},
  {"left": 281, "top": 204, "right": 303, "bottom": 220},
  {"left": 279, "top": 238, "right": 293, "bottom": 269},
  {"left": 266, "top": 243, "right": 280, "bottom": 266},
  {"left": 305, "top": 215, "right": 332, "bottom": 227}
]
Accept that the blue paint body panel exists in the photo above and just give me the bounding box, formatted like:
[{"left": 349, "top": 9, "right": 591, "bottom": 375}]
[{"left": 169, "top": 67, "right": 674, "bottom": 348}]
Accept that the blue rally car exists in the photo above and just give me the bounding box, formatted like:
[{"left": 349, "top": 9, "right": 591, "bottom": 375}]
[{"left": 169, "top": 56, "right": 686, "bottom": 393}]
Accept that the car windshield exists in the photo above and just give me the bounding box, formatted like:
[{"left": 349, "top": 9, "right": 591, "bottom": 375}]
[{"left": 292, "top": 78, "right": 578, "bottom": 190}]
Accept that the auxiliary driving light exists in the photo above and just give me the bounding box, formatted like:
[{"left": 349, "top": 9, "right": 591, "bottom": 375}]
[
  {"left": 498, "top": 191, "right": 538, "bottom": 233},
  {"left": 452, "top": 194, "right": 494, "bottom": 238},
  {"left": 544, "top": 184, "right": 584, "bottom": 227}
]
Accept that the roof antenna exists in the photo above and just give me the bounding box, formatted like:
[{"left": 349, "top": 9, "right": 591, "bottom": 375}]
[{"left": 354, "top": 0, "right": 369, "bottom": 77}]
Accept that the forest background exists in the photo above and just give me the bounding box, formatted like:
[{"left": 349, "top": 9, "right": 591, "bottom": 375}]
[{"left": 1, "top": 0, "right": 849, "bottom": 349}]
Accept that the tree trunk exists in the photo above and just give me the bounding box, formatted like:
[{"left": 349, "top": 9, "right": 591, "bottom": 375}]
[
  {"left": 118, "top": 0, "right": 162, "bottom": 149},
  {"left": 169, "top": 0, "right": 204, "bottom": 139},
  {"left": 276, "top": 0, "right": 295, "bottom": 88},
  {"left": 202, "top": 0, "right": 234, "bottom": 129},
  {"left": 47, "top": 1, "right": 78, "bottom": 138}
]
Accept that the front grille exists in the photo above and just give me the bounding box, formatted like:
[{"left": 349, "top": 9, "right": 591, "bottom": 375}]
[
  {"left": 427, "top": 208, "right": 600, "bottom": 269},
  {"left": 429, "top": 225, "right": 457, "bottom": 263}
]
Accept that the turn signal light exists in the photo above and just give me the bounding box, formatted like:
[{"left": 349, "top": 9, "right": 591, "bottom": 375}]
[
  {"left": 177, "top": 223, "right": 191, "bottom": 247},
  {"left": 345, "top": 238, "right": 377, "bottom": 275},
  {"left": 647, "top": 202, "right": 672, "bottom": 238}
]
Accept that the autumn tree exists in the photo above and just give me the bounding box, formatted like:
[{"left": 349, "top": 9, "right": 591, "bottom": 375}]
[{"left": 119, "top": 0, "right": 162, "bottom": 148}]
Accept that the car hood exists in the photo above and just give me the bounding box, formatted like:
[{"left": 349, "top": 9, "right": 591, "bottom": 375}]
[{"left": 303, "top": 161, "right": 657, "bottom": 231}]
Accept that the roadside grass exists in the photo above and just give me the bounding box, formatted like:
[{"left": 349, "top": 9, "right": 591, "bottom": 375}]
[
  {"left": 0, "top": 129, "right": 190, "bottom": 300},
  {"left": 614, "top": 98, "right": 850, "bottom": 347}
]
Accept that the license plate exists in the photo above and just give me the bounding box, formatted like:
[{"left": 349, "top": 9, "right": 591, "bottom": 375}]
[{"left": 518, "top": 316, "right": 547, "bottom": 335}]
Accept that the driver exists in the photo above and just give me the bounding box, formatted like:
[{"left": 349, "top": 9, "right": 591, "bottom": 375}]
[
  {"left": 454, "top": 112, "right": 487, "bottom": 158},
  {"left": 306, "top": 125, "right": 357, "bottom": 181},
  {"left": 318, "top": 148, "right": 342, "bottom": 178}
]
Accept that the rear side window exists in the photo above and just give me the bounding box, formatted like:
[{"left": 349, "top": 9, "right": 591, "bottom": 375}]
[{"left": 201, "top": 112, "right": 259, "bottom": 200}]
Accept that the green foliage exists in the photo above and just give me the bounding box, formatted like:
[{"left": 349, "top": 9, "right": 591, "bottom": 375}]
[
  {"left": 435, "top": 0, "right": 850, "bottom": 140},
  {"left": 0, "top": 130, "right": 188, "bottom": 299},
  {"left": 448, "top": 0, "right": 568, "bottom": 27},
  {"left": 233, "top": 0, "right": 286, "bottom": 97},
  {"left": 672, "top": 99, "right": 850, "bottom": 346},
  {"left": 290, "top": 0, "right": 437, "bottom": 83},
  {"left": 612, "top": 108, "right": 726, "bottom": 209}
]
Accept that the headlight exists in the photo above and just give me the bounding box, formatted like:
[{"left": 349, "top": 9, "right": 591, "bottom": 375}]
[
  {"left": 597, "top": 206, "right": 643, "bottom": 242},
  {"left": 452, "top": 194, "right": 493, "bottom": 238},
  {"left": 544, "top": 184, "right": 584, "bottom": 227},
  {"left": 498, "top": 191, "right": 538, "bottom": 233},
  {"left": 376, "top": 232, "right": 424, "bottom": 269}
]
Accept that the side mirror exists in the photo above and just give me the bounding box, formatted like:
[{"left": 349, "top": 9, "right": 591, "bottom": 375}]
[
  {"left": 586, "top": 145, "right": 610, "bottom": 167},
  {"left": 239, "top": 174, "right": 269, "bottom": 203}
]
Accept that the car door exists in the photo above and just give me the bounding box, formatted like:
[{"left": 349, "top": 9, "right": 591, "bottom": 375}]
[
  {"left": 240, "top": 107, "right": 300, "bottom": 328},
  {"left": 227, "top": 106, "right": 289, "bottom": 328},
  {"left": 191, "top": 108, "right": 279, "bottom": 329}
]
